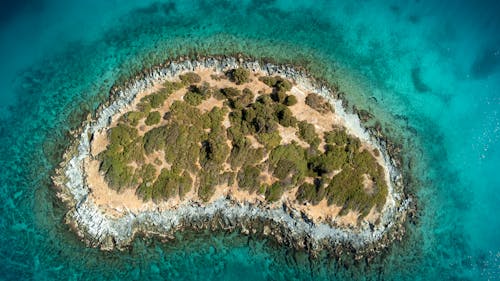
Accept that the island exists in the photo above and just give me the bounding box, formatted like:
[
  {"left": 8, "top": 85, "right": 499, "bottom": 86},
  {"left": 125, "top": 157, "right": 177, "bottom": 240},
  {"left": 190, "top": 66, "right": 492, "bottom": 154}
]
[{"left": 53, "top": 57, "right": 408, "bottom": 254}]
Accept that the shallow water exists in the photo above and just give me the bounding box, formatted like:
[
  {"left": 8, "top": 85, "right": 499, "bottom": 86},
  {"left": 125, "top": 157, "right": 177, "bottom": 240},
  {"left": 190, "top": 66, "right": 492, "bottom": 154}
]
[{"left": 0, "top": 0, "right": 499, "bottom": 280}]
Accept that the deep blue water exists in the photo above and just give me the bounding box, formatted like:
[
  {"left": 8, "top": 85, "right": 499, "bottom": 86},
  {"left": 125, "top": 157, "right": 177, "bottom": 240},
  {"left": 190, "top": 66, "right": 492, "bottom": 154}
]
[{"left": 0, "top": 1, "right": 499, "bottom": 280}]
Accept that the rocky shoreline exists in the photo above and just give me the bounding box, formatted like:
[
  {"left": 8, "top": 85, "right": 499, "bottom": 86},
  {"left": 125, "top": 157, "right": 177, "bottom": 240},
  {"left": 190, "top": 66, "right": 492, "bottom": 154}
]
[{"left": 52, "top": 57, "right": 411, "bottom": 255}]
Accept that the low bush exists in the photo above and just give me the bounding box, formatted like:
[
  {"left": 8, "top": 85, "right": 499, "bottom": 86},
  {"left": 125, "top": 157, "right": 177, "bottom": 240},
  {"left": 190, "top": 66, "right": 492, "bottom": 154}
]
[
  {"left": 296, "top": 183, "right": 316, "bottom": 204},
  {"left": 297, "top": 121, "right": 320, "bottom": 148},
  {"left": 284, "top": 95, "right": 298, "bottom": 106},
  {"left": 228, "top": 137, "right": 264, "bottom": 169},
  {"left": 184, "top": 91, "right": 204, "bottom": 106},
  {"left": 265, "top": 182, "right": 284, "bottom": 202},
  {"left": 121, "top": 111, "right": 145, "bottom": 126},
  {"left": 227, "top": 68, "right": 250, "bottom": 85},
  {"left": 108, "top": 123, "right": 138, "bottom": 147},
  {"left": 179, "top": 72, "right": 201, "bottom": 85},
  {"left": 162, "top": 81, "right": 183, "bottom": 93},
  {"left": 178, "top": 171, "right": 193, "bottom": 199},
  {"left": 237, "top": 165, "right": 261, "bottom": 193},
  {"left": 276, "top": 105, "right": 297, "bottom": 127},
  {"left": 221, "top": 87, "right": 241, "bottom": 99},
  {"left": 212, "top": 89, "right": 226, "bottom": 100},
  {"left": 269, "top": 143, "right": 308, "bottom": 186},
  {"left": 324, "top": 128, "right": 348, "bottom": 145},
  {"left": 145, "top": 111, "right": 161, "bottom": 125},
  {"left": 139, "top": 91, "right": 168, "bottom": 109},
  {"left": 197, "top": 170, "right": 218, "bottom": 202},
  {"left": 305, "top": 93, "right": 333, "bottom": 114},
  {"left": 259, "top": 76, "right": 292, "bottom": 103},
  {"left": 255, "top": 131, "right": 281, "bottom": 150},
  {"left": 199, "top": 127, "right": 230, "bottom": 171},
  {"left": 143, "top": 125, "right": 169, "bottom": 154}
]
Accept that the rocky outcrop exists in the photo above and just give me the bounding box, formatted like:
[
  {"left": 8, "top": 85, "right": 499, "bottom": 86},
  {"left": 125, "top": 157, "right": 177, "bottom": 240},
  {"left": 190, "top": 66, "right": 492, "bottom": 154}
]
[{"left": 52, "top": 57, "right": 410, "bottom": 255}]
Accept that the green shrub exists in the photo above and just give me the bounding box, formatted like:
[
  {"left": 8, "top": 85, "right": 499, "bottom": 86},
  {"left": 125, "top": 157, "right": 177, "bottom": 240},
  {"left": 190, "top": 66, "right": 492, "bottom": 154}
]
[
  {"left": 199, "top": 82, "right": 212, "bottom": 96},
  {"left": 139, "top": 91, "right": 168, "bottom": 109},
  {"left": 239, "top": 88, "right": 255, "bottom": 106},
  {"left": 203, "top": 106, "right": 227, "bottom": 130},
  {"left": 324, "top": 129, "right": 348, "bottom": 145},
  {"left": 121, "top": 111, "right": 145, "bottom": 126},
  {"left": 100, "top": 155, "right": 135, "bottom": 191},
  {"left": 184, "top": 91, "right": 204, "bottom": 106},
  {"left": 258, "top": 184, "right": 267, "bottom": 195},
  {"left": 249, "top": 101, "right": 279, "bottom": 133},
  {"left": 271, "top": 89, "right": 287, "bottom": 103},
  {"left": 178, "top": 171, "right": 193, "bottom": 199},
  {"left": 347, "top": 136, "right": 361, "bottom": 152},
  {"left": 324, "top": 148, "right": 388, "bottom": 215},
  {"left": 136, "top": 101, "right": 152, "bottom": 113},
  {"left": 258, "top": 76, "right": 279, "bottom": 87},
  {"left": 297, "top": 121, "right": 320, "bottom": 148},
  {"left": 255, "top": 131, "right": 281, "bottom": 150},
  {"left": 197, "top": 170, "right": 218, "bottom": 202},
  {"left": 305, "top": 93, "right": 333, "bottom": 114},
  {"left": 284, "top": 95, "right": 298, "bottom": 106},
  {"left": 259, "top": 76, "right": 292, "bottom": 102},
  {"left": 265, "top": 182, "right": 284, "bottom": 202},
  {"left": 237, "top": 165, "right": 261, "bottom": 193},
  {"left": 163, "top": 121, "right": 203, "bottom": 173},
  {"left": 221, "top": 87, "right": 241, "bottom": 99},
  {"left": 212, "top": 89, "right": 226, "bottom": 100},
  {"left": 143, "top": 125, "right": 169, "bottom": 154},
  {"left": 136, "top": 168, "right": 193, "bottom": 201},
  {"left": 162, "top": 81, "right": 183, "bottom": 93},
  {"left": 259, "top": 75, "right": 292, "bottom": 89},
  {"left": 268, "top": 143, "right": 308, "bottom": 186},
  {"left": 121, "top": 139, "right": 145, "bottom": 163},
  {"left": 296, "top": 179, "right": 327, "bottom": 205},
  {"left": 145, "top": 111, "right": 161, "bottom": 126},
  {"left": 276, "top": 105, "right": 297, "bottom": 127},
  {"left": 296, "top": 183, "right": 316, "bottom": 204},
  {"left": 135, "top": 164, "right": 157, "bottom": 189},
  {"left": 256, "top": 94, "right": 273, "bottom": 105},
  {"left": 210, "top": 74, "right": 223, "bottom": 81},
  {"left": 227, "top": 68, "right": 250, "bottom": 85},
  {"left": 169, "top": 100, "right": 204, "bottom": 128},
  {"left": 152, "top": 169, "right": 178, "bottom": 200},
  {"left": 307, "top": 146, "right": 347, "bottom": 176},
  {"left": 98, "top": 124, "right": 143, "bottom": 190},
  {"left": 219, "top": 171, "right": 235, "bottom": 186},
  {"left": 108, "top": 123, "right": 138, "bottom": 147},
  {"left": 199, "top": 129, "right": 230, "bottom": 169},
  {"left": 179, "top": 72, "right": 201, "bottom": 85},
  {"left": 228, "top": 137, "right": 264, "bottom": 169},
  {"left": 275, "top": 79, "right": 292, "bottom": 93}
]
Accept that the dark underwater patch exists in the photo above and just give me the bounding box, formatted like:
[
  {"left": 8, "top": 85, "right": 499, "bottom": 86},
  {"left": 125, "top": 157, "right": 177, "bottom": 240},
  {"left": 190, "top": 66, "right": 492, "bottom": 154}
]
[
  {"left": 408, "top": 15, "right": 420, "bottom": 24},
  {"left": 135, "top": 2, "right": 176, "bottom": 16},
  {"left": 411, "top": 67, "right": 430, "bottom": 92},
  {"left": 0, "top": 0, "right": 44, "bottom": 26},
  {"left": 470, "top": 48, "right": 500, "bottom": 79}
]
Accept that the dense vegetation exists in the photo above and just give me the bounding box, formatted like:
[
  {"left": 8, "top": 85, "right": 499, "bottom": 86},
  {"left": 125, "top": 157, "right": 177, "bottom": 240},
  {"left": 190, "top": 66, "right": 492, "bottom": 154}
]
[{"left": 98, "top": 70, "right": 388, "bottom": 217}]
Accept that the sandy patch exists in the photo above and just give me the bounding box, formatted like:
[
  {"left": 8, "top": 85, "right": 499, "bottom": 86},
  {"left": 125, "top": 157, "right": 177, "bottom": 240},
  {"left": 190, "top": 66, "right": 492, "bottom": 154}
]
[{"left": 277, "top": 125, "right": 308, "bottom": 147}]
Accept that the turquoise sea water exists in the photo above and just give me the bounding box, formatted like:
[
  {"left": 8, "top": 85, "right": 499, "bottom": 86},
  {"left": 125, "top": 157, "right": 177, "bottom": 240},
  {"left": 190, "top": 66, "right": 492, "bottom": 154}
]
[{"left": 0, "top": 1, "right": 499, "bottom": 280}]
